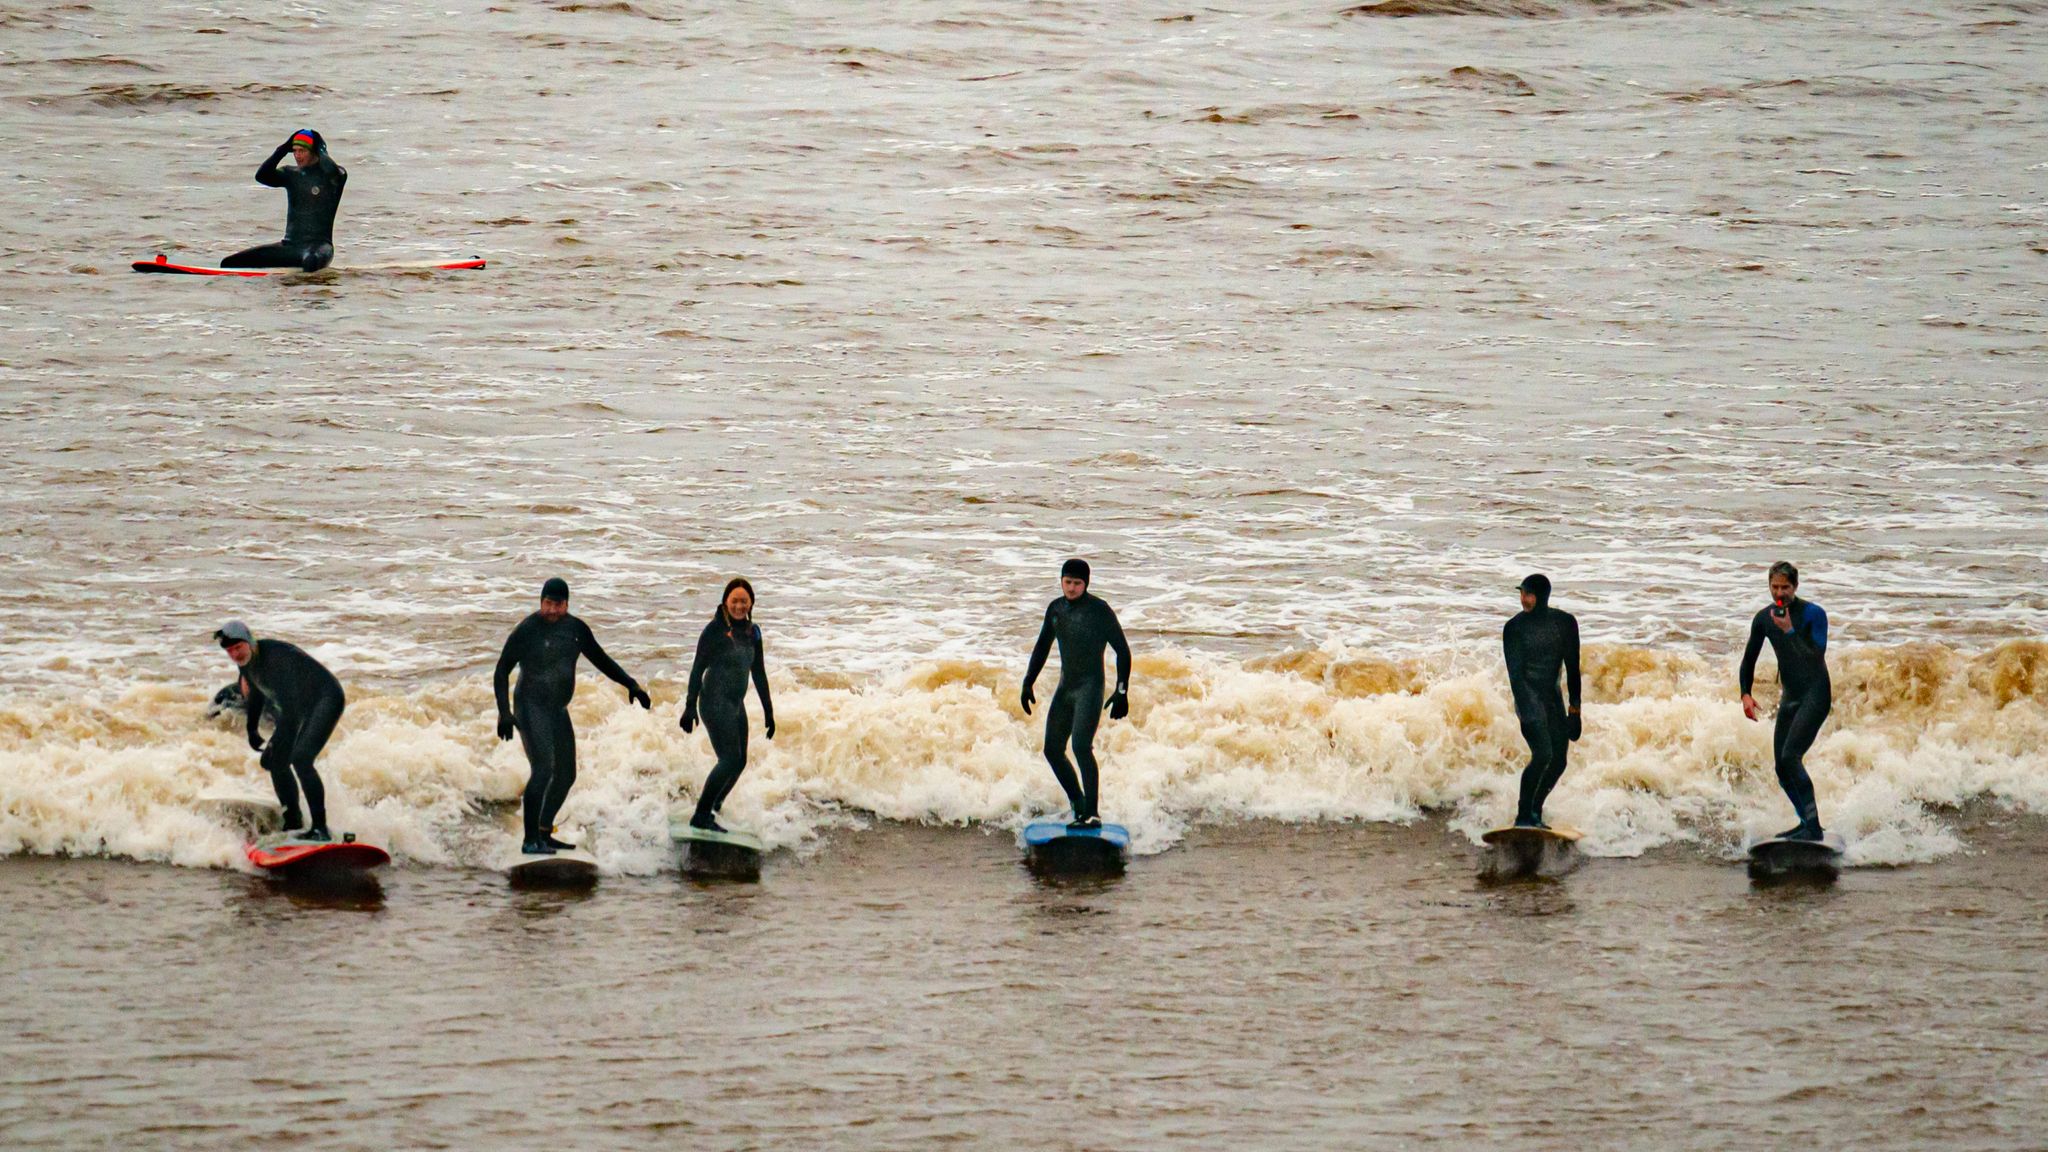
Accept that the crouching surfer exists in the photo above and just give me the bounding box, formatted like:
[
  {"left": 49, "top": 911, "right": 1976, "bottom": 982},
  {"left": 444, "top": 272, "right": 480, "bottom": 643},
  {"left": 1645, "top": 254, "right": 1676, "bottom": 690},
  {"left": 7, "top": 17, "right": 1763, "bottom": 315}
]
[
  {"left": 1739, "top": 561, "right": 1832, "bottom": 842},
  {"left": 494, "top": 578, "right": 650, "bottom": 856},
  {"left": 680, "top": 579, "right": 775, "bottom": 833},
  {"left": 215, "top": 620, "right": 344, "bottom": 841},
  {"left": 223, "top": 128, "right": 346, "bottom": 271},
  {"left": 1020, "top": 559, "right": 1132, "bottom": 829},
  {"left": 1503, "top": 574, "right": 1582, "bottom": 828}
]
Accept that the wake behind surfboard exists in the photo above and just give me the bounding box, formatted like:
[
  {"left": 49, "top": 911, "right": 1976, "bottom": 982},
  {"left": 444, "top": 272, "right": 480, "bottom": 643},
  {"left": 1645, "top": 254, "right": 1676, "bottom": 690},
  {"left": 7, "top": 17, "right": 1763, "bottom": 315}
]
[{"left": 131, "top": 254, "right": 486, "bottom": 276}]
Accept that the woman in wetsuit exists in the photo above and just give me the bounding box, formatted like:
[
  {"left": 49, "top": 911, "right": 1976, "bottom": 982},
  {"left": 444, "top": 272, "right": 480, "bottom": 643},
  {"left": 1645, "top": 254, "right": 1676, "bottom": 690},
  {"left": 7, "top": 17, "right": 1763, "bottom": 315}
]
[
  {"left": 680, "top": 579, "right": 775, "bottom": 832},
  {"left": 1739, "top": 561, "right": 1832, "bottom": 842},
  {"left": 223, "top": 129, "right": 346, "bottom": 271}
]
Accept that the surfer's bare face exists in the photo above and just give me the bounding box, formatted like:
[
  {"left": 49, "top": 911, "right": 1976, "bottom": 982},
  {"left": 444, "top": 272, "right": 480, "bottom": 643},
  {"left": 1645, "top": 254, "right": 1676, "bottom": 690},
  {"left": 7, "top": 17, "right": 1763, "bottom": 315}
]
[
  {"left": 1061, "top": 576, "right": 1087, "bottom": 601},
  {"left": 223, "top": 640, "right": 253, "bottom": 667},
  {"left": 1769, "top": 572, "right": 1796, "bottom": 604},
  {"left": 538, "top": 597, "right": 568, "bottom": 623},
  {"left": 290, "top": 144, "right": 313, "bottom": 166},
  {"left": 724, "top": 586, "right": 753, "bottom": 621}
]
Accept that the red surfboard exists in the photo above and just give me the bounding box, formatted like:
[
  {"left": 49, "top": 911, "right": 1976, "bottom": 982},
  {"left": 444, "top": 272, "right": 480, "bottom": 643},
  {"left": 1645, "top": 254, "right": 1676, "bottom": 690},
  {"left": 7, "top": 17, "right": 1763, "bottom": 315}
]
[
  {"left": 246, "top": 834, "right": 390, "bottom": 873},
  {"left": 132, "top": 254, "right": 487, "bottom": 276}
]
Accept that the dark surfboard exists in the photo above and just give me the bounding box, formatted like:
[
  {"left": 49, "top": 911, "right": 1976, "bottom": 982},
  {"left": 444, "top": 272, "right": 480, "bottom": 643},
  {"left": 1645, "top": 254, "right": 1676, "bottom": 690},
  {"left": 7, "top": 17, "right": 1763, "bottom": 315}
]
[{"left": 1747, "top": 834, "right": 1843, "bottom": 883}]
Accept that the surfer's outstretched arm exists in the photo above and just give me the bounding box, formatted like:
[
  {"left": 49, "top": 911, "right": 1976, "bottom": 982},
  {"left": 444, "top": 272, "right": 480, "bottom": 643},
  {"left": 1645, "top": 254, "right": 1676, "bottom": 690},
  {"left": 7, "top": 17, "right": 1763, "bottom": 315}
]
[
  {"left": 1021, "top": 603, "right": 1055, "bottom": 712},
  {"left": 749, "top": 628, "right": 773, "bottom": 736},
  {"left": 680, "top": 619, "right": 717, "bottom": 730},
  {"left": 1564, "top": 612, "right": 1582, "bottom": 712},
  {"left": 577, "top": 618, "right": 649, "bottom": 708},
  {"left": 494, "top": 616, "right": 536, "bottom": 723},
  {"left": 1737, "top": 611, "right": 1770, "bottom": 697},
  {"left": 1107, "top": 605, "right": 1132, "bottom": 694}
]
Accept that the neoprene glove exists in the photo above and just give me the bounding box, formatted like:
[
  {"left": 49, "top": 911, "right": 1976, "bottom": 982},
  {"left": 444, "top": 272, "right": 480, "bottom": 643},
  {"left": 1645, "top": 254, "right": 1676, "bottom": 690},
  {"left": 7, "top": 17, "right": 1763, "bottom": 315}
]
[
  {"left": 1106, "top": 689, "right": 1130, "bottom": 720},
  {"left": 1020, "top": 684, "right": 1036, "bottom": 715},
  {"left": 248, "top": 732, "right": 266, "bottom": 753},
  {"left": 764, "top": 713, "right": 776, "bottom": 739},
  {"left": 1567, "top": 712, "right": 1583, "bottom": 742},
  {"left": 628, "top": 684, "right": 652, "bottom": 710},
  {"left": 497, "top": 713, "right": 515, "bottom": 742},
  {"left": 680, "top": 706, "right": 697, "bottom": 733}
]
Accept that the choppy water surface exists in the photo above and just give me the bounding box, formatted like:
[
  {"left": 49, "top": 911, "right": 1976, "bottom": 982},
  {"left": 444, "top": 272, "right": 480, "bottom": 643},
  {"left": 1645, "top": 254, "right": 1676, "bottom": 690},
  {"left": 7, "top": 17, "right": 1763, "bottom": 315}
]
[
  {"left": 1, "top": 0, "right": 2045, "bottom": 1144},
  {"left": 6, "top": 816, "right": 2047, "bottom": 1150}
]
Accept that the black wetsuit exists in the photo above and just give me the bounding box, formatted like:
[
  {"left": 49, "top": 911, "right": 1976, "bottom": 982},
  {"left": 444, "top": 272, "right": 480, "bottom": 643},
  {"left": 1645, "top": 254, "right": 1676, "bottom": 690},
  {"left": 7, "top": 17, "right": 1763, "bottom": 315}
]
[
  {"left": 224, "top": 144, "right": 345, "bottom": 271},
  {"left": 1503, "top": 603, "right": 1582, "bottom": 826},
  {"left": 1023, "top": 593, "right": 1132, "bottom": 823},
  {"left": 240, "top": 639, "right": 345, "bottom": 832},
  {"left": 684, "top": 613, "right": 773, "bottom": 826},
  {"left": 494, "top": 613, "right": 640, "bottom": 845},
  {"left": 1740, "top": 599, "right": 1831, "bottom": 832}
]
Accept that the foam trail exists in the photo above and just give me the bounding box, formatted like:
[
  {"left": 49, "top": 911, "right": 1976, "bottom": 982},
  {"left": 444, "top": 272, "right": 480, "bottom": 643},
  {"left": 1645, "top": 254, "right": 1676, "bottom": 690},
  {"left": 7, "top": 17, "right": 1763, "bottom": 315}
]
[{"left": 1, "top": 641, "right": 2043, "bottom": 872}]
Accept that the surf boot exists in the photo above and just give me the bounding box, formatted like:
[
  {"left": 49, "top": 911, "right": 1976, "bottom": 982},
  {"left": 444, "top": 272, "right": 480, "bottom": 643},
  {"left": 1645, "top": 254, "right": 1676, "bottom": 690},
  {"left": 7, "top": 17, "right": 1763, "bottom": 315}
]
[
  {"left": 1068, "top": 815, "right": 1102, "bottom": 831},
  {"left": 1514, "top": 813, "right": 1549, "bottom": 830},
  {"left": 281, "top": 808, "right": 305, "bottom": 833},
  {"left": 544, "top": 834, "right": 577, "bottom": 851},
  {"left": 690, "top": 814, "right": 728, "bottom": 834},
  {"left": 300, "top": 826, "right": 331, "bottom": 843},
  {"left": 521, "top": 838, "right": 556, "bottom": 856},
  {"left": 1785, "top": 822, "right": 1826, "bottom": 843}
]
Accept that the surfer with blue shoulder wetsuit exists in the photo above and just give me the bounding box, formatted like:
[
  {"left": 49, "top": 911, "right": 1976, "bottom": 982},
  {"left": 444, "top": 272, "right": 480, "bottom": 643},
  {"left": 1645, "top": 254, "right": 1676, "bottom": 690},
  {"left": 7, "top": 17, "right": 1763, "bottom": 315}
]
[
  {"left": 680, "top": 578, "right": 775, "bottom": 833},
  {"left": 494, "top": 578, "right": 650, "bottom": 856},
  {"left": 216, "top": 620, "right": 344, "bottom": 841},
  {"left": 1503, "top": 574, "right": 1582, "bottom": 829},
  {"left": 1021, "top": 559, "right": 1133, "bottom": 830},
  {"left": 223, "top": 129, "right": 345, "bottom": 271},
  {"left": 1740, "top": 561, "right": 1832, "bottom": 843}
]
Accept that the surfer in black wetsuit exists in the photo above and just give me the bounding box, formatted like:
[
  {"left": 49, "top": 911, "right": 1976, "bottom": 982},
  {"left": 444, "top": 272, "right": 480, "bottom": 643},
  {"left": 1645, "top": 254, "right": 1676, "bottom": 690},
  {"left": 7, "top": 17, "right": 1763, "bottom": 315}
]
[
  {"left": 1021, "top": 559, "right": 1133, "bottom": 829},
  {"left": 680, "top": 579, "right": 774, "bottom": 832},
  {"left": 1739, "top": 561, "right": 1832, "bottom": 842},
  {"left": 494, "top": 578, "right": 650, "bottom": 855},
  {"left": 223, "top": 129, "right": 346, "bottom": 271},
  {"left": 1502, "top": 574, "right": 1582, "bottom": 829},
  {"left": 216, "top": 620, "right": 344, "bottom": 841}
]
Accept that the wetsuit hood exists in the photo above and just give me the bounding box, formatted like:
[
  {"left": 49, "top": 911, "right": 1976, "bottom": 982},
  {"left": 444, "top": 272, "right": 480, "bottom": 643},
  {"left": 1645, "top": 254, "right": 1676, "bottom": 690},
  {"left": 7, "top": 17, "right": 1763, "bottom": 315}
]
[
  {"left": 215, "top": 620, "right": 255, "bottom": 648},
  {"left": 541, "top": 576, "right": 569, "bottom": 602},
  {"left": 1517, "top": 573, "right": 1551, "bottom": 609},
  {"left": 1062, "top": 558, "right": 1090, "bottom": 586}
]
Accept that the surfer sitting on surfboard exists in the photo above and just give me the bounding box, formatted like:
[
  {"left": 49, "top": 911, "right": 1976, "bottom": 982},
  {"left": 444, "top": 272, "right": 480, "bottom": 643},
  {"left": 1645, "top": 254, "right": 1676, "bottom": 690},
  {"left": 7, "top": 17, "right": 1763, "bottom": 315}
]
[
  {"left": 1739, "top": 561, "right": 1832, "bottom": 843},
  {"left": 1021, "top": 558, "right": 1132, "bottom": 830},
  {"left": 680, "top": 579, "right": 775, "bottom": 833},
  {"left": 494, "top": 577, "right": 650, "bottom": 856},
  {"left": 222, "top": 129, "right": 345, "bottom": 272},
  {"left": 215, "top": 620, "right": 345, "bottom": 842},
  {"left": 1503, "top": 574, "right": 1582, "bottom": 829}
]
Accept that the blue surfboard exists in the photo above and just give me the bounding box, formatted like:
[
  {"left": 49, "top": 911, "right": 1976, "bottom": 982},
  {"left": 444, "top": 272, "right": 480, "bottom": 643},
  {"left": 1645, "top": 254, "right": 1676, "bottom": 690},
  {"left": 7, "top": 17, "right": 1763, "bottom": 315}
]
[
  {"left": 1023, "top": 821, "right": 1131, "bottom": 849},
  {"left": 1022, "top": 821, "right": 1130, "bottom": 875}
]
